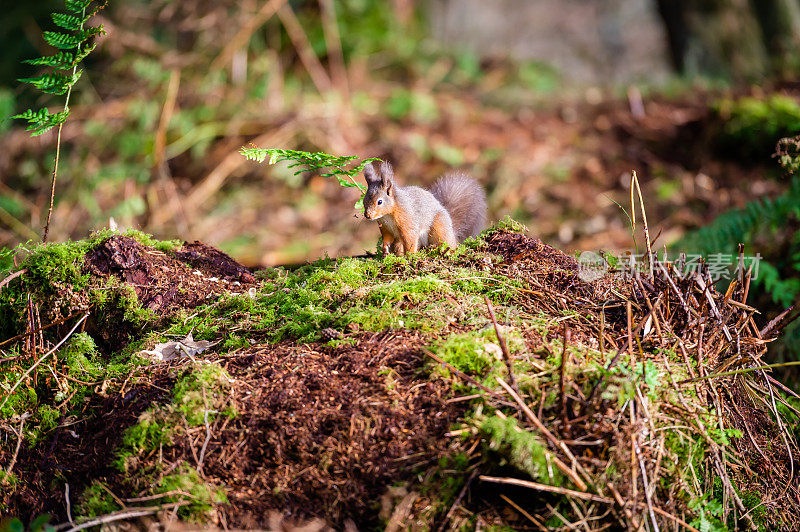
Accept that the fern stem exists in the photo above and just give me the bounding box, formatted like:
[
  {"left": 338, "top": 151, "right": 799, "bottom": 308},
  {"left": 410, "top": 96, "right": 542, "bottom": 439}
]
[{"left": 42, "top": 6, "right": 84, "bottom": 243}]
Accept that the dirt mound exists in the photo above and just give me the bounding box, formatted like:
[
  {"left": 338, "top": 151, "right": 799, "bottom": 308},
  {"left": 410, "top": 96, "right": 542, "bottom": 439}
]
[
  {"left": 3, "top": 331, "right": 462, "bottom": 529},
  {"left": 5, "top": 369, "right": 175, "bottom": 517},
  {"left": 2, "top": 226, "right": 798, "bottom": 531},
  {"left": 197, "top": 330, "right": 461, "bottom": 528},
  {"left": 84, "top": 235, "right": 256, "bottom": 314}
]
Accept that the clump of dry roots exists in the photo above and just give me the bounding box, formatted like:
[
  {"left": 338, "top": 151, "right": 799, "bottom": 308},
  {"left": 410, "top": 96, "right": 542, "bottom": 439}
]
[{"left": 436, "top": 227, "right": 800, "bottom": 531}]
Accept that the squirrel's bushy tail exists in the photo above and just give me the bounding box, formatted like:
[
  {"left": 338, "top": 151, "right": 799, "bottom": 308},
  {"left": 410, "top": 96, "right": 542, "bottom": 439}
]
[{"left": 430, "top": 172, "right": 487, "bottom": 243}]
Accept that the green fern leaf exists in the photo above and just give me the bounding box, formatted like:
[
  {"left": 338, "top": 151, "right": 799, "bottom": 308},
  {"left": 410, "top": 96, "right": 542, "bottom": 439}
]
[
  {"left": 240, "top": 146, "right": 380, "bottom": 197},
  {"left": 18, "top": 70, "right": 81, "bottom": 95},
  {"left": 43, "top": 31, "right": 82, "bottom": 50},
  {"left": 12, "top": 108, "right": 70, "bottom": 137},
  {"left": 64, "top": 0, "right": 92, "bottom": 13},
  {"left": 18, "top": 73, "right": 70, "bottom": 95},
  {"left": 73, "top": 43, "right": 97, "bottom": 63},
  {"left": 78, "top": 25, "right": 105, "bottom": 41},
  {"left": 51, "top": 12, "right": 83, "bottom": 31},
  {"left": 23, "top": 51, "right": 75, "bottom": 70},
  {"left": 11, "top": 108, "right": 46, "bottom": 121}
]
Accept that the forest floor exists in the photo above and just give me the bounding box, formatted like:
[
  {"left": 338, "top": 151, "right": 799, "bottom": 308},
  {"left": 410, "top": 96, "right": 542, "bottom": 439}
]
[{"left": 1, "top": 223, "right": 798, "bottom": 530}]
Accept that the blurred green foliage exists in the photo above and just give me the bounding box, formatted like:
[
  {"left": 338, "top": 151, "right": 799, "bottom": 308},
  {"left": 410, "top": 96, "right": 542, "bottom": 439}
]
[{"left": 714, "top": 95, "right": 800, "bottom": 159}]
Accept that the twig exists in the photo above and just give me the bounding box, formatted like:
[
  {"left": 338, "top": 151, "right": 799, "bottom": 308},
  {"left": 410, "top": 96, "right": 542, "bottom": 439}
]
[
  {"left": 482, "top": 476, "right": 700, "bottom": 532},
  {"left": 634, "top": 440, "right": 659, "bottom": 532},
  {"left": 677, "top": 360, "right": 800, "bottom": 384},
  {"left": 485, "top": 296, "right": 518, "bottom": 392},
  {"left": 318, "top": 0, "right": 349, "bottom": 98},
  {"left": 495, "top": 376, "right": 590, "bottom": 491},
  {"left": 437, "top": 468, "right": 478, "bottom": 532},
  {"left": 55, "top": 503, "right": 187, "bottom": 532},
  {"left": 480, "top": 475, "right": 610, "bottom": 504},
  {"left": 760, "top": 305, "right": 798, "bottom": 338},
  {"left": 3, "top": 417, "right": 25, "bottom": 479},
  {"left": 0, "top": 269, "right": 26, "bottom": 294},
  {"left": 197, "top": 387, "right": 213, "bottom": 474},
  {"left": 424, "top": 348, "right": 509, "bottom": 402},
  {"left": 276, "top": 3, "right": 333, "bottom": 94},
  {"left": 0, "top": 307, "right": 89, "bottom": 349},
  {"left": 65, "top": 483, "right": 74, "bottom": 525},
  {"left": 559, "top": 324, "right": 570, "bottom": 431},
  {"left": 499, "top": 494, "right": 548, "bottom": 531},
  {"left": 0, "top": 313, "right": 89, "bottom": 412}
]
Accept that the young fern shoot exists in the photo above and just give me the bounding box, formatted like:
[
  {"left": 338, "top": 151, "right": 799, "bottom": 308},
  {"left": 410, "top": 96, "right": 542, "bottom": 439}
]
[
  {"left": 240, "top": 146, "right": 381, "bottom": 209},
  {"left": 13, "top": 0, "right": 106, "bottom": 243}
]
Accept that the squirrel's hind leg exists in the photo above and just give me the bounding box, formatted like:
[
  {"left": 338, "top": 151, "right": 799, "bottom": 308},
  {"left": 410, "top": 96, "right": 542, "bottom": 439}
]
[{"left": 429, "top": 213, "right": 458, "bottom": 249}]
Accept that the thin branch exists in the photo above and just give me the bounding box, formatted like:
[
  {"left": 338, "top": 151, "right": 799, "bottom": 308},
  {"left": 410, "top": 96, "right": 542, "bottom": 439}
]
[
  {"left": 0, "top": 313, "right": 89, "bottom": 412},
  {"left": 3, "top": 417, "right": 25, "bottom": 479},
  {"left": 276, "top": 3, "right": 333, "bottom": 94}
]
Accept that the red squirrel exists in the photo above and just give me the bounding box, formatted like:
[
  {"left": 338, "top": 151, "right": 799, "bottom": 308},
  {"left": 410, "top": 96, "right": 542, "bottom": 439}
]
[{"left": 362, "top": 161, "right": 487, "bottom": 255}]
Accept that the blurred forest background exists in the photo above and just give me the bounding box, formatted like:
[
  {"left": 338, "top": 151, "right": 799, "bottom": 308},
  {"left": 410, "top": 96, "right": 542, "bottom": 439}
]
[{"left": 1, "top": 0, "right": 800, "bottom": 372}]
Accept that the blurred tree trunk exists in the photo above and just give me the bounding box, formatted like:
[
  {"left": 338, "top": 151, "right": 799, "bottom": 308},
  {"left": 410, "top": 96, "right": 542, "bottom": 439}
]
[
  {"left": 656, "top": 0, "right": 800, "bottom": 79},
  {"left": 751, "top": 0, "right": 800, "bottom": 75}
]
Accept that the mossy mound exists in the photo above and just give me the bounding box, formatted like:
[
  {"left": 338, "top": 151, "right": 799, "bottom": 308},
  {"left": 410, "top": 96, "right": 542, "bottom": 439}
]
[{"left": 0, "top": 220, "right": 798, "bottom": 531}]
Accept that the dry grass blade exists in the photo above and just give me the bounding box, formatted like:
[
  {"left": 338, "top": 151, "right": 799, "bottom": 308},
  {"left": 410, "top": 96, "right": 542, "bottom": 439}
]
[
  {"left": 485, "top": 295, "right": 518, "bottom": 392},
  {"left": 480, "top": 475, "right": 612, "bottom": 504},
  {"left": 495, "top": 376, "right": 590, "bottom": 491},
  {"left": 631, "top": 170, "right": 654, "bottom": 280}
]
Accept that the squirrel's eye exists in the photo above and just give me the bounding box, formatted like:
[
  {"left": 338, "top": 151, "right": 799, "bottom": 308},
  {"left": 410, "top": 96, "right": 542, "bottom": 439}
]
[{"left": 377, "top": 199, "right": 383, "bottom": 205}]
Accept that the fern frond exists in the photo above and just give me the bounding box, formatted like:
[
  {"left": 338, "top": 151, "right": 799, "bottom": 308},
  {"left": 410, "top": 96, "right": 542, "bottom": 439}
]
[
  {"left": 78, "top": 25, "right": 105, "bottom": 41},
  {"left": 18, "top": 71, "right": 81, "bottom": 96},
  {"left": 73, "top": 43, "right": 97, "bottom": 63},
  {"left": 11, "top": 108, "right": 70, "bottom": 137},
  {"left": 240, "top": 146, "right": 381, "bottom": 194},
  {"left": 51, "top": 12, "right": 83, "bottom": 31},
  {"left": 678, "top": 175, "right": 800, "bottom": 308},
  {"left": 23, "top": 51, "right": 75, "bottom": 70},
  {"left": 64, "top": 0, "right": 92, "bottom": 13},
  {"left": 43, "top": 31, "right": 82, "bottom": 50}
]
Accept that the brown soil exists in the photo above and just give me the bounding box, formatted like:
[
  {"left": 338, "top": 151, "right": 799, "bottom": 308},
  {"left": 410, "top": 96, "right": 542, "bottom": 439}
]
[
  {"left": 84, "top": 235, "right": 256, "bottom": 314},
  {"left": 3, "top": 230, "right": 798, "bottom": 529},
  {"left": 3, "top": 331, "right": 462, "bottom": 529},
  {"left": 200, "top": 330, "right": 461, "bottom": 528},
  {"left": 3, "top": 368, "right": 176, "bottom": 519}
]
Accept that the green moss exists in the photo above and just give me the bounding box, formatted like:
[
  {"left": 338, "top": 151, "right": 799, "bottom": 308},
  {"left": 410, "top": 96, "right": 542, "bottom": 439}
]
[
  {"left": 431, "top": 325, "right": 526, "bottom": 381},
  {"left": 172, "top": 363, "right": 236, "bottom": 426},
  {"left": 0, "top": 470, "right": 18, "bottom": 489},
  {"left": 115, "top": 409, "right": 173, "bottom": 472},
  {"left": 156, "top": 465, "right": 226, "bottom": 519},
  {"left": 483, "top": 216, "right": 529, "bottom": 236},
  {"left": 114, "top": 362, "right": 235, "bottom": 476},
  {"left": 76, "top": 481, "right": 121, "bottom": 518},
  {"left": 481, "top": 414, "right": 563, "bottom": 485},
  {"left": 0, "top": 361, "right": 37, "bottom": 418}
]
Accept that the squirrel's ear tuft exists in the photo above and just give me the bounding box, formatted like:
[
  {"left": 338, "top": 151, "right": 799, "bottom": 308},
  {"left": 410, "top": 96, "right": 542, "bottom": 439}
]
[
  {"left": 379, "top": 161, "right": 394, "bottom": 187},
  {"left": 364, "top": 162, "right": 379, "bottom": 184}
]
